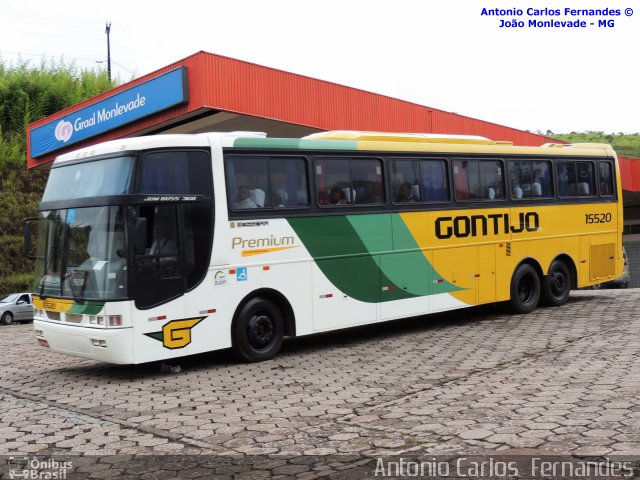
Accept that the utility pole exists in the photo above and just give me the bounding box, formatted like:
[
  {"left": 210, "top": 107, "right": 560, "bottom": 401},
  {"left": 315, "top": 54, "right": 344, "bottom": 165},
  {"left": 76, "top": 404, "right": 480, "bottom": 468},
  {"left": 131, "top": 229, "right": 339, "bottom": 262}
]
[{"left": 105, "top": 22, "right": 112, "bottom": 82}]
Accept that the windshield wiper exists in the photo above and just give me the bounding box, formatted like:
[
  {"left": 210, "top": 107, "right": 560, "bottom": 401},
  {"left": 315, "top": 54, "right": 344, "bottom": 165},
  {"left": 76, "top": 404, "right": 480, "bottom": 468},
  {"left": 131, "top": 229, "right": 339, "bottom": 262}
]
[
  {"left": 62, "top": 272, "right": 85, "bottom": 305},
  {"left": 59, "top": 222, "right": 84, "bottom": 304},
  {"left": 38, "top": 271, "right": 48, "bottom": 299}
]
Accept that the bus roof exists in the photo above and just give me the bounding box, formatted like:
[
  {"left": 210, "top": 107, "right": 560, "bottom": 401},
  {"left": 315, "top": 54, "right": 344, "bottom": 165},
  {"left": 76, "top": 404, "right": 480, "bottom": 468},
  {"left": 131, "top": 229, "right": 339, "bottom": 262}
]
[{"left": 53, "top": 131, "right": 616, "bottom": 165}]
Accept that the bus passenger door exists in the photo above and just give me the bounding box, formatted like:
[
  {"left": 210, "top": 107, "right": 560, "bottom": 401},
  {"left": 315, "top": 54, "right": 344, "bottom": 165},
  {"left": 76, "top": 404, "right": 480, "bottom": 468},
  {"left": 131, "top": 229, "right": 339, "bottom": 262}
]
[{"left": 131, "top": 205, "right": 185, "bottom": 310}]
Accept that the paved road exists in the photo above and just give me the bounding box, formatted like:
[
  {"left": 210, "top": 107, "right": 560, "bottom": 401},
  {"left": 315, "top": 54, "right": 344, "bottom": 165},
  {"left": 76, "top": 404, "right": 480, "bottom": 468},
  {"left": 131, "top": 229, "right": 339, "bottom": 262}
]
[{"left": 1, "top": 289, "right": 639, "bottom": 478}]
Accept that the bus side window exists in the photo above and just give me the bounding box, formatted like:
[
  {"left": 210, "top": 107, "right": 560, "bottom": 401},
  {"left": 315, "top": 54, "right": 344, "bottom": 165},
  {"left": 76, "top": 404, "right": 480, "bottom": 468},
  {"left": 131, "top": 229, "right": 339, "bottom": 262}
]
[
  {"left": 421, "top": 160, "right": 448, "bottom": 202},
  {"left": 576, "top": 162, "right": 595, "bottom": 196},
  {"left": 598, "top": 161, "right": 614, "bottom": 196},
  {"left": 453, "top": 161, "right": 470, "bottom": 200},
  {"left": 226, "top": 156, "right": 309, "bottom": 209},
  {"left": 558, "top": 161, "right": 596, "bottom": 197},
  {"left": 509, "top": 160, "right": 553, "bottom": 199},
  {"left": 270, "top": 158, "right": 309, "bottom": 207},
  {"left": 352, "top": 159, "right": 384, "bottom": 204},
  {"left": 454, "top": 159, "right": 504, "bottom": 201},
  {"left": 557, "top": 161, "right": 574, "bottom": 197}
]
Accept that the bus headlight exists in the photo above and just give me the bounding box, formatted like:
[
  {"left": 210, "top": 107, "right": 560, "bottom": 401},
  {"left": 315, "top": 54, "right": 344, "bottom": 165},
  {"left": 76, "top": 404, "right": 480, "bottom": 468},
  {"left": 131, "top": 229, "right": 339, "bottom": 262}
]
[{"left": 90, "top": 316, "right": 105, "bottom": 325}]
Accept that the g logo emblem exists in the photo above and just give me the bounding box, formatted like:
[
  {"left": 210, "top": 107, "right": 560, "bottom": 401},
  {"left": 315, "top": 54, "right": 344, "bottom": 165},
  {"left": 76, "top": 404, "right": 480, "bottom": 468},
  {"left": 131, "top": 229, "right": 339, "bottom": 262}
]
[{"left": 145, "top": 317, "right": 205, "bottom": 349}]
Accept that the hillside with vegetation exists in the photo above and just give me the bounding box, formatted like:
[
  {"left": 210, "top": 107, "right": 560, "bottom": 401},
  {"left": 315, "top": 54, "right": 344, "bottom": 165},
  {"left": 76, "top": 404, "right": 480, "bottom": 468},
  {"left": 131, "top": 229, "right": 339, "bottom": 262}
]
[
  {"left": 548, "top": 131, "right": 640, "bottom": 158},
  {"left": 0, "top": 61, "right": 113, "bottom": 294}
]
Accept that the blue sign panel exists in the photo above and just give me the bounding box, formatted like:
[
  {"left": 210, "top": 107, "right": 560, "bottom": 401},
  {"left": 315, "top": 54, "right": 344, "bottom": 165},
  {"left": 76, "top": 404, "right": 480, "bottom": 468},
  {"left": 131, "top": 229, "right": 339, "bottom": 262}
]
[
  {"left": 30, "top": 67, "right": 189, "bottom": 158},
  {"left": 236, "top": 268, "right": 248, "bottom": 282}
]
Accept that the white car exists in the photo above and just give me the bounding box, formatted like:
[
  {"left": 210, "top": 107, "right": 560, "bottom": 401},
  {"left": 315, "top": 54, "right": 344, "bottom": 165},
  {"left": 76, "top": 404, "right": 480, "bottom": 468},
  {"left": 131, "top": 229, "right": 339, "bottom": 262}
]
[{"left": 0, "top": 293, "right": 34, "bottom": 325}]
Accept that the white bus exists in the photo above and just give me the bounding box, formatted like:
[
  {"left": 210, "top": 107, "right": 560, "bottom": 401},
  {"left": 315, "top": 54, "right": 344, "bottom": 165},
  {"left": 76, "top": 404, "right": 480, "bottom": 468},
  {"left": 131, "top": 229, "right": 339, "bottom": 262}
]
[{"left": 28, "top": 131, "right": 623, "bottom": 364}]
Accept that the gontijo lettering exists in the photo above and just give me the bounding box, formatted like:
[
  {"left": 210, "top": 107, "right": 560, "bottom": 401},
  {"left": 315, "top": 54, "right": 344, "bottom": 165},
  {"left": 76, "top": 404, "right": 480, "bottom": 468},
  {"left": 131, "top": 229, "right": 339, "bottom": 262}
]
[{"left": 435, "top": 212, "right": 539, "bottom": 239}]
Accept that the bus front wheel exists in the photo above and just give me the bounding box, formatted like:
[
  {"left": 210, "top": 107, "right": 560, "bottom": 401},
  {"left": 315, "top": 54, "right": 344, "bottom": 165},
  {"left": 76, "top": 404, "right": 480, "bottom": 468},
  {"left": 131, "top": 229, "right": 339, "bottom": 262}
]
[
  {"left": 509, "top": 264, "right": 540, "bottom": 314},
  {"left": 542, "top": 260, "right": 571, "bottom": 307},
  {"left": 232, "top": 297, "right": 284, "bottom": 362}
]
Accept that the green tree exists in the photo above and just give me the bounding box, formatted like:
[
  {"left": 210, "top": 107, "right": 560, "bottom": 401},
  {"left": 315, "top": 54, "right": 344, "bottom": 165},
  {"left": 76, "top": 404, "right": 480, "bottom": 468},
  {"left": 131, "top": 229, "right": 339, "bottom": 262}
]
[
  {"left": 550, "top": 132, "right": 640, "bottom": 158},
  {"left": 0, "top": 60, "right": 115, "bottom": 293}
]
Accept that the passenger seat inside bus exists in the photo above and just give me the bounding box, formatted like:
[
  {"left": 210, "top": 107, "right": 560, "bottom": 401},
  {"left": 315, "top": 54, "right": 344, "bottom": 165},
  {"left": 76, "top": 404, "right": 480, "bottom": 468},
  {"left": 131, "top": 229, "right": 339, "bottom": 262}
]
[
  {"left": 342, "top": 187, "right": 356, "bottom": 204},
  {"left": 513, "top": 186, "right": 523, "bottom": 198},
  {"left": 250, "top": 188, "right": 266, "bottom": 207},
  {"left": 577, "top": 182, "right": 590, "bottom": 195}
]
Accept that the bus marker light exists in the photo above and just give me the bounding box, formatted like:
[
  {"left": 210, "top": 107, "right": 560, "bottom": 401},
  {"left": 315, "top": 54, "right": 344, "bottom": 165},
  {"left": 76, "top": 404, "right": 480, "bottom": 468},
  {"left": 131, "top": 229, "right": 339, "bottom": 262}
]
[
  {"left": 263, "top": 266, "right": 270, "bottom": 271},
  {"left": 229, "top": 269, "right": 236, "bottom": 274},
  {"left": 433, "top": 279, "right": 444, "bottom": 284},
  {"left": 149, "top": 315, "right": 167, "bottom": 322},
  {"left": 382, "top": 286, "right": 397, "bottom": 291},
  {"left": 199, "top": 309, "right": 216, "bottom": 315},
  {"left": 320, "top": 294, "right": 333, "bottom": 299},
  {"left": 108, "top": 315, "right": 122, "bottom": 327}
]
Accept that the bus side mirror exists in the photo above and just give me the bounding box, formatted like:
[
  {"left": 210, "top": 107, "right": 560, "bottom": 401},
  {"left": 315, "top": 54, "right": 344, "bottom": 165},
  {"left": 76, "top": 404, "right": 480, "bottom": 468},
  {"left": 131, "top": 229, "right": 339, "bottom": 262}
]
[
  {"left": 133, "top": 217, "right": 148, "bottom": 255},
  {"left": 23, "top": 217, "right": 39, "bottom": 260}
]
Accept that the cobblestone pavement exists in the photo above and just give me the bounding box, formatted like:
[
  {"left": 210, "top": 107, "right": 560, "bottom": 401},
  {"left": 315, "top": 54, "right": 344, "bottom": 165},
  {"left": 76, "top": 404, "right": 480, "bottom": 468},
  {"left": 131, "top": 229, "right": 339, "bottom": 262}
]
[{"left": 1, "top": 289, "right": 639, "bottom": 478}]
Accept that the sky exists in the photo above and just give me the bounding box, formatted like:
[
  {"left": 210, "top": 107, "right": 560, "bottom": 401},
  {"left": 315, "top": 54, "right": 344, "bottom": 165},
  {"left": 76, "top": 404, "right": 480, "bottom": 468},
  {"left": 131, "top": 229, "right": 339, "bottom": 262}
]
[{"left": 1, "top": 0, "right": 638, "bottom": 134}]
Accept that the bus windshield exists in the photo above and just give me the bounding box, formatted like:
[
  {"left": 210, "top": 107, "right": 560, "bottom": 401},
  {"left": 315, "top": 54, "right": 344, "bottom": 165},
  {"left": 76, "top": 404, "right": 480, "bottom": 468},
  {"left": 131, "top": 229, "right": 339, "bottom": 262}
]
[
  {"left": 34, "top": 206, "right": 127, "bottom": 301},
  {"left": 42, "top": 156, "right": 134, "bottom": 202}
]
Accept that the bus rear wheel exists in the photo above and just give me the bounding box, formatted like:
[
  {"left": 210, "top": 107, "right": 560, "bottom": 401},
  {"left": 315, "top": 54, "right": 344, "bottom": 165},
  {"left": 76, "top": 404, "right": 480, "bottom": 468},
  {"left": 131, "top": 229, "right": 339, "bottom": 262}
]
[
  {"left": 542, "top": 260, "right": 571, "bottom": 307},
  {"left": 232, "top": 297, "right": 284, "bottom": 362},
  {"left": 509, "top": 264, "right": 540, "bottom": 314}
]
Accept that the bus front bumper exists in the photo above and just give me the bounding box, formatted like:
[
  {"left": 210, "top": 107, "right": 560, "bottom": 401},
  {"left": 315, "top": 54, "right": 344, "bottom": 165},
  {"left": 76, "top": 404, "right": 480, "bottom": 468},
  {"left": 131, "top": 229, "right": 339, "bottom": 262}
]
[{"left": 34, "top": 319, "right": 134, "bottom": 364}]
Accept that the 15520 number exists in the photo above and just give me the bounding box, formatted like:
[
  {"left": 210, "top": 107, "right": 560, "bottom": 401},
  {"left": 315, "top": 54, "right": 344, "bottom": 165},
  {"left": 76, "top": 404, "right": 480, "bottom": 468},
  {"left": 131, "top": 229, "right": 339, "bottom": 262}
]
[{"left": 585, "top": 213, "right": 612, "bottom": 224}]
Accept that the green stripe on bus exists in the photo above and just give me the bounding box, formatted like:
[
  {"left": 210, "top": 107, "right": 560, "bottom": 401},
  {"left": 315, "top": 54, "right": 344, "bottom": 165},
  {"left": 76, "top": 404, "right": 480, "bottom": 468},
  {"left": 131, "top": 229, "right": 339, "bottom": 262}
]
[
  {"left": 68, "top": 301, "right": 105, "bottom": 315},
  {"left": 298, "top": 139, "right": 357, "bottom": 150},
  {"left": 233, "top": 138, "right": 302, "bottom": 149},
  {"left": 287, "top": 214, "right": 460, "bottom": 303},
  {"left": 347, "top": 214, "right": 460, "bottom": 296},
  {"left": 232, "top": 138, "right": 357, "bottom": 150},
  {"left": 288, "top": 215, "right": 412, "bottom": 303}
]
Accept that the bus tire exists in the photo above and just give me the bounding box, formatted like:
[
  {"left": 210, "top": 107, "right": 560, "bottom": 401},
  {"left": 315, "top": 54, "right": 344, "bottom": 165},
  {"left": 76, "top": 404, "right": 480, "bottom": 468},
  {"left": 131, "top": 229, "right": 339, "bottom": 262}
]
[
  {"left": 542, "top": 260, "right": 571, "bottom": 307},
  {"left": 232, "top": 297, "right": 284, "bottom": 362},
  {"left": 509, "top": 264, "right": 540, "bottom": 314}
]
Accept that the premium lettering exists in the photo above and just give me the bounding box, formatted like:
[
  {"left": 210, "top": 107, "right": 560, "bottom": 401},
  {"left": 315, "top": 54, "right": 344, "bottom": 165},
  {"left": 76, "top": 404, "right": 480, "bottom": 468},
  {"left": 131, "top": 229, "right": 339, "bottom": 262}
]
[{"left": 231, "top": 235, "right": 295, "bottom": 249}]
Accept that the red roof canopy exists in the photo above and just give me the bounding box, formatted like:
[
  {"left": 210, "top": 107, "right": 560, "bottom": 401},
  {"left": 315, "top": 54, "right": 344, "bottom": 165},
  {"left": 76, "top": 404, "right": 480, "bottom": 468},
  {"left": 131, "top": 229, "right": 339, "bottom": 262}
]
[{"left": 26, "top": 51, "right": 639, "bottom": 193}]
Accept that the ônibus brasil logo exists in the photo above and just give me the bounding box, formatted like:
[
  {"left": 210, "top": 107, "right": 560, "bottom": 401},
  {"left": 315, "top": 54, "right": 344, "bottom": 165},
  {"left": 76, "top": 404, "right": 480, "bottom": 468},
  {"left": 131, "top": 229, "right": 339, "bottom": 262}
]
[
  {"left": 54, "top": 120, "right": 73, "bottom": 143},
  {"left": 145, "top": 317, "right": 205, "bottom": 350}
]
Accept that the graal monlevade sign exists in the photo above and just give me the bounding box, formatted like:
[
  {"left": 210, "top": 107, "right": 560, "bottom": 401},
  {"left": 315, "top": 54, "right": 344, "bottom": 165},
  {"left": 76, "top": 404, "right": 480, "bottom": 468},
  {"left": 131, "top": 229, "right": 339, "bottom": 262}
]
[{"left": 30, "top": 67, "right": 188, "bottom": 158}]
